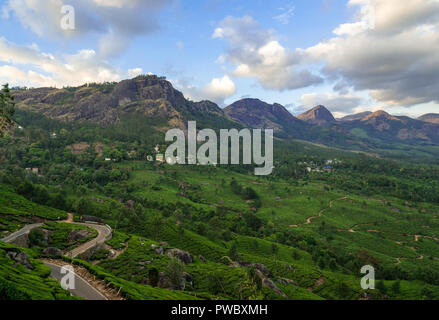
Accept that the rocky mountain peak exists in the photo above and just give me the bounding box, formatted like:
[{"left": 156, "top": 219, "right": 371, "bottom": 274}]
[
  {"left": 224, "top": 98, "right": 299, "bottom": 131},
  {"left": 297, "top": 105, "right": 336, "bottom": 125}
]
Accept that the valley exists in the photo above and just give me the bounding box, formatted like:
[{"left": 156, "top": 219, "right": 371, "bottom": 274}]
[{"left": 1, "top": 76, "right": 439, "bottom": 301}]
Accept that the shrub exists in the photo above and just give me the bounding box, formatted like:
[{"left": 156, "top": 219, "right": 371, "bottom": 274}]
[{"left": 165, "top": 258, "right": 185, "bottom": 290}]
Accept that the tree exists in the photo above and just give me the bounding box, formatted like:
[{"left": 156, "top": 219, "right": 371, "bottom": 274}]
[
  {"left": 292, "top": 250, "right": 301, "bottom": 260},
  {"left": 165, "top": 258, "right": 185, "bottom": 290},
  {"left": 271, "top": 243, "right": 279, "bottom": 257},
  {"left": 228, "top": 241, "right": 239, "bottom": 261},
  {"left": 0, "top": 84, "right": 15, "bottom": 137},
  {"left": 148, "top": 268, "right": 159, "bottom": 287},
  {"left": 376, "top": 280, "right": 387, "bottom": 295},
  {"left": 207, "top": 273, "right": 226, "bottom": 295},
  {"left": 247, "top": 266, "right": 262, "bottom": 291},
  {"left": 391, "top": 280, "right": 401, "bottom": 294},
  {"left": 421, "top": 287, "right": 433, "bottom": 300}
]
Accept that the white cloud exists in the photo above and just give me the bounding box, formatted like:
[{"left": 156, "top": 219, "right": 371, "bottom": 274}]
[
  {"left": 2, "top": 0, "right": 173, "bottom": 57},
  {"left": 0, "top": 37, "right": 139, "bottom": 88},
  {"left": 273, "top": 5, "right": 295, "bottom": 25},
  {"left": 213, "top": 16, "right": 322, "bottom": 91},
  {"left": 203, "top": 75, "right": 237, "bottom": 102},
  {"left": 174, "top": 75, "right": 236, "bottom": 106},
  {"left": 305, "top": 0, "right": 439, "bottom": 108},
  {"left": 128, "top": 68, "right": 143, "bottom": 78},
  {"left": 300, "top": 92, "right": 363, "bottom": 114}
]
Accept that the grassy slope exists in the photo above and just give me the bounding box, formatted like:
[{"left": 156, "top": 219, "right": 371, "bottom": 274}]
[
  {"left": 103, "top": 163, "right": 439, "bottom": 299},
  {"left": 0, "top": 242, "right": 77, "bottom": 300},
  {"left": 2, "top": 163, "right": 439, "bottom": 300},
  {"left": 0, "top": 184, "right": 67, "bottom": 235}
]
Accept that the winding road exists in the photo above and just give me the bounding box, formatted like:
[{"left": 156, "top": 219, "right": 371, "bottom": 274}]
[
  {"left": 0, "top": 223, "right": 43, "bottom": 243},
  {"left": 1, "top": 214, "right": 112, "bottom": 300},
  {"left": 65, "top": 222, "right": 112, "bottom": 258},
  {"left": 44, "top": 262, "right": 107, "bottom": 300}
]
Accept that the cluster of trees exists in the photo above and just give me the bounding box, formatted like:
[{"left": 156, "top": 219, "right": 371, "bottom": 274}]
[
  {"left": 230, "top": 178, "right": 261, "bottom": 209},
  {"left": 0, "top": 84, "right": 15, "bottom": 137}
]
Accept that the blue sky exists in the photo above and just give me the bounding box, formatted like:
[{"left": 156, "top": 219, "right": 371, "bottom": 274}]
[{"left": 1, "top": 0, "right": 438, "bottom": 117}]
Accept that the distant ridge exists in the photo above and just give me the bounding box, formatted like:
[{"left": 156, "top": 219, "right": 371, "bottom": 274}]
[
  {"left": 224, "top": 98, "right": 301, "bottom": 131},
  {"left": 297, "top": 105, "right": 336, "bottom": 125},
  {"left": 418, "top": 113, "right": 439, "bottom": 124},
  {"left": 339, "top": 112, "right": 372, "bottom": 122}
]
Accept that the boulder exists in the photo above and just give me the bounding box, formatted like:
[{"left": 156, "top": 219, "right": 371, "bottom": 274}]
[
  {"left": 43, "top": 247, "right": 64, "bottom": 256},
  {"left": 262, "top": 278, "right": 286, "bottom": 297},
  {"left": 238, "top": 261, "right": 271, "bottom": 277},
  {"left": 6, "top": 251, "right": 17, "bottom": 260},
  {"left": 160, "top": 241, "right": 169, "bottom": 247},
  {"left": 151, "top": 244, "right": 164, "bottom": 255},
  {"left": 166, "top": 249, "right": 193, "bottom": 264},
  {"left": 254, "top": 269, "right": 286, "bottom": 298},
  {"left": 181, "top": 272, "right": 193, "bottom": 290},
  {"left": 157, "top": 272, "right": 172, "bottom": 289},
  {"left": 10, "top": 234, "right": 30, "bottom": 248},
  {"left": 198, "top": 255, "right": 207, "bottom": 263},
  {"left": 68, "top": 229, "right": 94, "bottom": 243},
  {"left": 280, "top": 278, "right": 299, "bottom": 287},
  {"left": 13, "top": 251, "right": 34, "bottom": 270}
]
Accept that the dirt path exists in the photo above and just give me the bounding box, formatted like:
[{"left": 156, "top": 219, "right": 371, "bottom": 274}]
[
  {"left": 293, "top": 197, "right": 348, "bottom": 228},
  {"left": 110, "top": 240, "right": 130, "bottom": 260}
]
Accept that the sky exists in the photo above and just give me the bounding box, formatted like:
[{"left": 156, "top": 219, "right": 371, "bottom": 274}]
[{"left": 0, "top": 0, "right": 439, "bottom": 118}]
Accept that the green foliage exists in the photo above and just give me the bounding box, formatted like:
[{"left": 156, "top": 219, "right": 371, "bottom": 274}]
[
  {"left": 392, "top": 280, "right": 401, "bottom": 294},
  {"left": 376, "top": 280, "right": 387, "bottom": 295},
  {"left": 228, "top": 242, "right": 239, "bottom": 261},
  {"left": 0, "top": 242, "right": 76, "bottom": 300},
  {"left": 0, "top": 84, "right": 15, "bottom": 136},
  {"left": 149, "top": 268, "right": 159, "bottom": 287},
  {"left": 165, "top": 258, "right": 185, "bottom": 290}
]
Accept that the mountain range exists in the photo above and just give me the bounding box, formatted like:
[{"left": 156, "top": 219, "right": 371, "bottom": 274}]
[{"left": 10, "top": 75, "right": 439, "bottom": 157}]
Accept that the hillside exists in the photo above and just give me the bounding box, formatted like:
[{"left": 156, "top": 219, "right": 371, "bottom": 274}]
[
  {"left": 339, "top": 112, "right": 372, "bottom": 122},
  {"left": 341, "top": 111, "right": 439, "bottom": 144},
  {"left": 418, "top": 114, "right": 439, "bottom": 124},
  {"left": 297, "top": 105, "right": 337, "bottom": 125},
  {"left": 2, "top": 87, "right": 439, "bottom": 300},
  {"left": 224, "top": 98, "right": 302, "bottom": 132},
  {"left": 8, "top": 75, "right": 439, "bottom": 162},
  {"left": 12, "top": 75, "right": 240, "bottom": 131}
]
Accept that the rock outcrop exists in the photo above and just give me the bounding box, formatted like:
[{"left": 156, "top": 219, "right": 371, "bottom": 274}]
[
  {"left": 297, "top": 105, "right": 336, "bottom": 125},
  {"left": 43, "top": 247, "right": 64, "bottom": 256},
  {"left": 166, "top": 249, "right": 194, "bottom": 264},
  {"left": 7, "top": 251, "right": 34, "bottom": 270},
  {"left": 67, "top": 229, "right": 94, "bottom": 243}
]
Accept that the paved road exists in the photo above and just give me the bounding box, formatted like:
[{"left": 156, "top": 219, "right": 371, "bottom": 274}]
[
  {"left": 1, "top": 216, "right": 112, "bottom": 300},
  {"left": 65, "top": 223, "right": 112, "bottom": 258},
  {"left": 0, "top": 223, "right": 44, "bottom": 243},
  {"left": 44, "top": 262, "right": 107, "bottom": 300}
]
